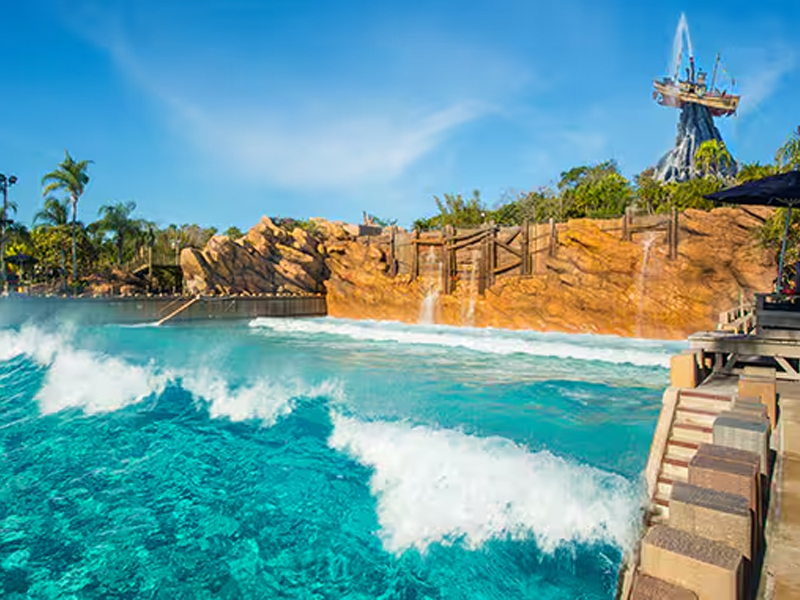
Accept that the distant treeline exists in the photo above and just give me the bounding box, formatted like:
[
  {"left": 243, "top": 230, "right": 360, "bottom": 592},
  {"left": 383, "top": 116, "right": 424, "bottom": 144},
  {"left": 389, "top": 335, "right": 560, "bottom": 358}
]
[
  {"left": 411, "top": 129, "right": 800, "bottom": 233},
  {"left": 3, "top": 127, "right": 799, "bottom": 290}
]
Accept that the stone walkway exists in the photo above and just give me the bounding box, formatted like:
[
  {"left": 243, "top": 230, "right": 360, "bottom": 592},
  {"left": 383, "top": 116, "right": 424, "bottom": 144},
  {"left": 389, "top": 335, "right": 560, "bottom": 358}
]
[{"left": 760, "top": 382, "right": 800, "bottom": 599}]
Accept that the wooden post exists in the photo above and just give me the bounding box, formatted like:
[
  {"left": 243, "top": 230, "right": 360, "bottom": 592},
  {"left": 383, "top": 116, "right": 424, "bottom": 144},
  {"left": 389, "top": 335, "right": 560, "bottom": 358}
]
[
  {"left": 488, "top": 226, "right": 497, "bottom": 288},
  {"left": 521, "top": 221, "right": 530, "bottom": 275},
  {"left": 411, "top": 229, "right": 420, "bottom": 282},
  {"left": 441, "top": 227, "right": 449, "bottom": 294},
  {"left": 622, "top": 206, "right": 631, "bottom": 241},
  {"left": 479, "top": 230, "right": 488, "bottom": 295},
  {"left": 448, "top": 225, "right": 456, "bottom": 294},
  {"left": 389, "top": 225, "right": 398, "bottom": 276},
  {"left": 548, "top": 218, "right": 557, "bottom": 257}
]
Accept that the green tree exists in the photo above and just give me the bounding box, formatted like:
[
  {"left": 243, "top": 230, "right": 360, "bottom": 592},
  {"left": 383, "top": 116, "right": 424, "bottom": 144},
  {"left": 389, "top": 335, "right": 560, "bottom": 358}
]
[
  {"left": 736, "top": 162, "right": 776, "bottom": 183},
  {"left": 414, "top": 190, "right": 488, "bottom": 230},
  {"left": 514, "top": 188, "right": 561, "bottom": 223},
  {"left": 557, "top": 160, "right": 633, "bottom": 219},
  {"left": 33, "top": 196, "right": 70, "bottom": 227},
  {"left": 225, "top": 226, "right": 244, "bottom": 239},
  {"left": 758, "top": 208, "right": 800, "bottom": 267},
  {"left": 634, "top": 169, "right": 670, "bottom": 214},
  {"left": 31, "top": 226, "right": 93, "bottom": 286},
  {"left": 94, "top": 201, "right": 142, "bottom": 265},
  {"left": 661, "top": 178, "right": 722, "bottom": 212},
  {"left": 41, "top": 151, "right": 92, "bottom": 282},
  {"left": 775, "top": 126, "right": 800, "bottom": 172},
  {"left": 694, "top": 139, "right": 734, "bottom": 180}
]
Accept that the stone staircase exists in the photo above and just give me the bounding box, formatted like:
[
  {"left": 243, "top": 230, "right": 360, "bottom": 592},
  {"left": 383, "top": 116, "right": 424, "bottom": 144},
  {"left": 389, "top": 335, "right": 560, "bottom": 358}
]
[{"left": 651, "top": 389, "right": 735, "bottom": 522}]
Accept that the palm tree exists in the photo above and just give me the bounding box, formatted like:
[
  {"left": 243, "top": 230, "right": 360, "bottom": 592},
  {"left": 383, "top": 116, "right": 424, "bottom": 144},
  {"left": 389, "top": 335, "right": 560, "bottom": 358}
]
[
  {"left": 694, "top": 139, "right": 734, "bottom": 180},
  {"left": 33, "top": 196, "right": 70, "bottom": 228},
  {"left": 775, "top": 126, "right": 800, "bottom": 172},
  {"left": 95, "top": 201, "right": 141, "bottom": 265},
  {"left": 736, "top": 162, "right": 776, "bottom": 183},
  {"left": 41, "top": 151, "right": 92, "bottom": 282}
]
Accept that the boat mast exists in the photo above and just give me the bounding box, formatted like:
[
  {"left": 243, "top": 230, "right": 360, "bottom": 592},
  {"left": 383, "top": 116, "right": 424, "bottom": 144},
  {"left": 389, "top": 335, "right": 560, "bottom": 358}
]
[{"left": 710, "top": 53, "right": 720, "bottom": 91}]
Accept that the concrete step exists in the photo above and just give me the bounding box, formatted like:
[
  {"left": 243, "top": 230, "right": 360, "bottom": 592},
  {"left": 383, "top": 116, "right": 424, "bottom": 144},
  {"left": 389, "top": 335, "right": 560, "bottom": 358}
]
[
  {"left": 665, "top": 439, "right": 699, "bottom": 461},
  {"left": 656, "top": 477, "right": 673, "bottom": 500},
  {"left": 677, "top": 391, "right": 733, "bottom": 414},
  {"left": 671, "top": 422, "right": 713, "bottom": 445},
  {"left": 674, "top": 406, "right": 718, "bottom": 429},
  {"left": 661, "top": 459, "right": 689, "bottom": 482}
]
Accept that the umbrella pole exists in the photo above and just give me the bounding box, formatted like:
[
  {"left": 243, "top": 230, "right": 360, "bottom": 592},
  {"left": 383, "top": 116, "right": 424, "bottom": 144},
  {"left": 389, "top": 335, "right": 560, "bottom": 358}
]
[{"left": 777, "top": 206, "right": 793, "bottom": 293}]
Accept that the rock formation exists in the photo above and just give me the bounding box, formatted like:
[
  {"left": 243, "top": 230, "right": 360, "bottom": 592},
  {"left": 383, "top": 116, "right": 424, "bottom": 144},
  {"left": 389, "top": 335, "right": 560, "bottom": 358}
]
[
  {"left": 179, "top": 208, "right": 775, "bottom": 339},
  {"left": 655, "top": 103, "right": 736, "bottom": 182},
  {"left": 323, "top": 208, "right": 774, "bottom": 339},
  {"left": 180, "top": 217, "right": 328, "bottom": 295}
]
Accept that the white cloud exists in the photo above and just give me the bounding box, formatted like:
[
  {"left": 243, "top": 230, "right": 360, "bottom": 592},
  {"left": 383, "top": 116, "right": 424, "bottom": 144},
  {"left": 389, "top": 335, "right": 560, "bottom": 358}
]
[
  {"left": 732, "top": 47, "right": 796, "bottom": 117},
  {"left": 173, "top": 100, "right": 487, "bottom": 189},
  {"left": 88, "top": 19, "right": 495, "bottom": 191}
]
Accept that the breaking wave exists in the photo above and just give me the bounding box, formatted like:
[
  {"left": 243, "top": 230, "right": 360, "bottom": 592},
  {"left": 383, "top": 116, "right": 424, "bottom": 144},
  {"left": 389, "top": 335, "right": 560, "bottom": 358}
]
[
  {"left": 0, "top": 325, "right": 342, "bottom": 423},
  {"left": 250, "top": 317, "right": 676, "bottom": 368},
  {"left": 0, "top": 325, "right": 168, "bottom": 415},
  {"left": 329, "top": 413, "right": 641, "bottom": 554},
  {"left": 180, "top": 372, "right": 345, "bottom": 425}
]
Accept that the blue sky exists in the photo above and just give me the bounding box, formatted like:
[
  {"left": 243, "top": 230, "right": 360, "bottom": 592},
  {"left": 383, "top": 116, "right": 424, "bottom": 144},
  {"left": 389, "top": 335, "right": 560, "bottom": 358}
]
[{"left": 0, "top": 0, "right": 797, "bottom": 230}]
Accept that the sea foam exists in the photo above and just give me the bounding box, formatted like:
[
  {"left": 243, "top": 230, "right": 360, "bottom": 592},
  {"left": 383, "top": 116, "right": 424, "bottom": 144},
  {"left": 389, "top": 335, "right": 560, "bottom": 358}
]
[
  {"left": 250, "top": 317, "right": 674, "bottom": 367},
  {"left": 0, "top": 325, "right": 167, "bottom": 415},
  {"left": 0, "top": 324, "right": 343, "bottom": 422},
  {"left": 181, "top": 372, "right": 344, "bottom": 425},
  {"left": 329, "top": 413, "right": 641, "bottom": 554}
]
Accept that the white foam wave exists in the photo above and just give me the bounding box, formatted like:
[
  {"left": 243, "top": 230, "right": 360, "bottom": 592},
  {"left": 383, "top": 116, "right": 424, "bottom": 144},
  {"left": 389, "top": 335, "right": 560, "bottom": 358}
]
[
  {"left": 0, "top": 325, "right": 345, "bottom": 423},
  {"left": 250, "top": 318, "right": 673, "bottom": 367},
  {"left": 180, "top": 372, "right": 344, "bottom": 425},
  {"left": 0, "top": 325, "right": 167, "bottom": 415},
  {"left": 329, "top": 414, "right": 641, "bottom": 554}
]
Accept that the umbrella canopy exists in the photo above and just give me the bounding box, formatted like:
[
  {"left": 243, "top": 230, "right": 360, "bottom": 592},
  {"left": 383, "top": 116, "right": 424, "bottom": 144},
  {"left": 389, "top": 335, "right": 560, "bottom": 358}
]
[
  {"left": 704, "top": 171, "right": 800, "bottom": 293},
  {"left": 703, "top": 171, "right": 800, "bottom": 206},
  {"left": 4, "top": 254, "right": 38, "bottom": 266}
]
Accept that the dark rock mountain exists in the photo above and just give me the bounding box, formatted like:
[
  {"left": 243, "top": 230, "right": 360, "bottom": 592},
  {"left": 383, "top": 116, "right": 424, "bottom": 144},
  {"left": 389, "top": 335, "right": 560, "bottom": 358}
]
[{"left": 655, "top": 103, "right": 736, "bottom": 182}]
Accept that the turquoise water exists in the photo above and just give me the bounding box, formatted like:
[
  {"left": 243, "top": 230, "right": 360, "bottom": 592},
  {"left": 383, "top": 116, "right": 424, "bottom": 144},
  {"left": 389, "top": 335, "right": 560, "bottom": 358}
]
[{"left": 0, "top": 315, "right": 684, "bottom": 598}]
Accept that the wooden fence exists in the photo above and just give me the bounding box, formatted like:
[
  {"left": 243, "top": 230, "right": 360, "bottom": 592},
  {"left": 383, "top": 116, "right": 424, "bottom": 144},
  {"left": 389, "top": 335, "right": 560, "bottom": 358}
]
[{"left": 378, "top": 208, "right": 680, "bottom": 296}]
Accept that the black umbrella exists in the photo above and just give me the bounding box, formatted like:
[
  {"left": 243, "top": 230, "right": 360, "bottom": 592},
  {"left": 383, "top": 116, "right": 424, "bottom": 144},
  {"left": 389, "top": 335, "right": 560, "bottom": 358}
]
[{"left": 705, "top": 171, "right": 800, "bottom": 292}]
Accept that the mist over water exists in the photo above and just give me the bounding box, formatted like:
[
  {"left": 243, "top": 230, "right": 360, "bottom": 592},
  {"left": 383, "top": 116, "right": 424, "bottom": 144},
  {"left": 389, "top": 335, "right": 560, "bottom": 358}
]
[{"left": 0, "top": 317, "right": 678, "bottom": 598}]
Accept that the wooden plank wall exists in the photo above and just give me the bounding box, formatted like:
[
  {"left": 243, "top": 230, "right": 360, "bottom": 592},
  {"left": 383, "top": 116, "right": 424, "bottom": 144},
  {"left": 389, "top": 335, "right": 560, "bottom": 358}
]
[{"left": 377, "top": 210, "right": 679, "bottom": 295}]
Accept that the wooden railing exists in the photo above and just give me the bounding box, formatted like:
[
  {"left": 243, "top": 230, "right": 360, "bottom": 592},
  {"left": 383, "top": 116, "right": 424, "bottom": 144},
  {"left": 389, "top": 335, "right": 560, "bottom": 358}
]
[{"left": 717, "top": 301, "right": 756, "bottom": 334}]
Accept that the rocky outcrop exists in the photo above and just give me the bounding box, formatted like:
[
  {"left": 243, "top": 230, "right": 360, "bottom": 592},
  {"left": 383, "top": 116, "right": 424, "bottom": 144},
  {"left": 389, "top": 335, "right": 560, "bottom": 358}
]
[
  {"left": 180, "top": 217, "right": 328, "bottom": 295},
  {"left": 655, "top": 103, "right": 736, "bottom": 182},
  {"left": 179, "top": 208, "right": 775, "bottom": 339},
  {"left": 324, "top": 208, "right": 775, "bottom": 339}
]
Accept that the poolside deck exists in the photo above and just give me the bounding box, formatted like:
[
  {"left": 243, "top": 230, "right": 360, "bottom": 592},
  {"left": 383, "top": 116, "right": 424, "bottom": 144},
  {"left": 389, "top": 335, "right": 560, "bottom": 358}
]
[
  {"left": 761, "top": 381, "right": 800, "bottom": 599},
  {"left": 619, "top": 311, "right": 800, "bottom": 599}
]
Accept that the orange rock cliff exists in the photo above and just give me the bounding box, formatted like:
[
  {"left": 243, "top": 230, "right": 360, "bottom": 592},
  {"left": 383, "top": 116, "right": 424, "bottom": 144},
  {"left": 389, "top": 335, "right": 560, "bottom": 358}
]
[{"left": 180, "top": 207, "right": 775, "bottom": 340}]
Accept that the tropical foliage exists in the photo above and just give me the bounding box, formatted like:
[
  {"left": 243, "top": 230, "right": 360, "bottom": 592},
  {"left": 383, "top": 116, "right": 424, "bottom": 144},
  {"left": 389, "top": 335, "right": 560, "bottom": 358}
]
[
  {"left": 4, "top": 125, "right": 799, "bottom": 290},
  {"left": 41, "top": 151, "right": 92, "bottom": 282},
  {"left": 775, "top": 127, "right": 800, "bottom": 172},
  {"left": 694, "top": 139, "right": 734, "bottom": 179}
]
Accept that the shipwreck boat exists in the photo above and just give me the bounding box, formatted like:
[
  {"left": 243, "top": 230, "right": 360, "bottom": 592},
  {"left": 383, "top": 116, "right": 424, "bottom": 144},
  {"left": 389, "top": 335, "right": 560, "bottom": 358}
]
[{"left": 653, "top": 54, "right": 739, "bottom": 117}]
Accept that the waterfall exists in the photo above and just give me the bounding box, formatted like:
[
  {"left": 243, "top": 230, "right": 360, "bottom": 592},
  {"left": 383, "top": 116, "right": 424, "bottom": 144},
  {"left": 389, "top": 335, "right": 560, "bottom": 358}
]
[
  {"left": 465, "top": 249, "right": 480, "bottom": 326},
  {"left": 418, "top": 247, "right": 440, "bottom": 325},
  {"left": 635, "top": 234, "right": 656, "bottom": 338}
]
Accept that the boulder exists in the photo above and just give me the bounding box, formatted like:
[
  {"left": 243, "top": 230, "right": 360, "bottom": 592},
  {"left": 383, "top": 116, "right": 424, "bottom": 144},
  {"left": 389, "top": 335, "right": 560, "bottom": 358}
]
[{"left": 180, "top": 217, "right": 328, "bottom": 295}]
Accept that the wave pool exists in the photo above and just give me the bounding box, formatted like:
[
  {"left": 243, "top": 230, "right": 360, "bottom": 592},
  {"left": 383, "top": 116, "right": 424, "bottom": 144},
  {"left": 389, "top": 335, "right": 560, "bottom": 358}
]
[{"left": 0, "top": 316, "right": 684, "bottom": 598}]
